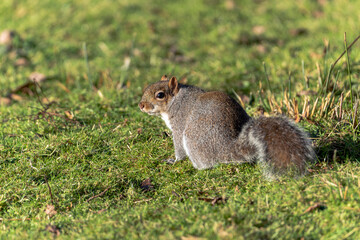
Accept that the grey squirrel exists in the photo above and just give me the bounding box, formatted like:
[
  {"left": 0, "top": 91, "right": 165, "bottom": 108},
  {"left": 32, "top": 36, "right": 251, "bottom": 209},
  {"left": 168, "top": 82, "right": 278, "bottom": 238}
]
[{"left": 139, "top": 75, "right": 316, "bottom": 179}]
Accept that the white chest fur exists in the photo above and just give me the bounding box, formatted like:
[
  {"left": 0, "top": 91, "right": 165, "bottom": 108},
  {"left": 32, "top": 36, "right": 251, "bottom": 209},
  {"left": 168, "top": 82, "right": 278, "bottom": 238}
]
[{"left": 161, "top": 113, "right": 172, "bottom": 131}]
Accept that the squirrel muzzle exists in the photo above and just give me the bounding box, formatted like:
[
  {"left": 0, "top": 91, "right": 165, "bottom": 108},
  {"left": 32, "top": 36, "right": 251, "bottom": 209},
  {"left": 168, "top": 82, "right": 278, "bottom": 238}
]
[{"left": 138, "top": 101, "right": 159, "bottom": 115}]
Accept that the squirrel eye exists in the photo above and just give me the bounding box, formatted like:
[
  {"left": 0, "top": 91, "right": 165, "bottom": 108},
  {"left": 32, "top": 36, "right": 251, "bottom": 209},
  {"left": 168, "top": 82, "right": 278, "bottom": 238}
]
[{"left": 156, "top": 92, "right": 165, "bottom": 99}]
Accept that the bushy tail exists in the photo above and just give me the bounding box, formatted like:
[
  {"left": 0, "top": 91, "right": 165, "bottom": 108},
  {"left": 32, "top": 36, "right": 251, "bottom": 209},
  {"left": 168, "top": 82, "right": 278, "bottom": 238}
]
[{"left": 236, "top": 116, "right": 316, "bottom": 180}]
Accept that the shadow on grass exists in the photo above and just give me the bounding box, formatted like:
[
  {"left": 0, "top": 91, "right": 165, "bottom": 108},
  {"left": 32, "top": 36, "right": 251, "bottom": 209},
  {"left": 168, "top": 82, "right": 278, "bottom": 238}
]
[{"left": 315, "top": 133, "right": 360, "bottom": 163}]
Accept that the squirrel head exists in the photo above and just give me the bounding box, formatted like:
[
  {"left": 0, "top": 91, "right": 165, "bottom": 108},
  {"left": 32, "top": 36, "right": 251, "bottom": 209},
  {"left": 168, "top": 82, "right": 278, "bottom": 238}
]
[{"left": 138, "top": 75, "right": 179, "bottom": 116}]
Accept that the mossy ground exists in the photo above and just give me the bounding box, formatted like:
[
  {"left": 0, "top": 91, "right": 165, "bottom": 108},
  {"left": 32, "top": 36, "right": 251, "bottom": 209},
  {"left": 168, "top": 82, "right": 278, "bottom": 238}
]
[{"left": 0, "top": 0, "right": 359, "bottom": 239}]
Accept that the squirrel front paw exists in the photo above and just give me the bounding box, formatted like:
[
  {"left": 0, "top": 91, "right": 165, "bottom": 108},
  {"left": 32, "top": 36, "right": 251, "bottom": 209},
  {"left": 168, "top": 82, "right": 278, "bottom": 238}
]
[{"left": 163, "top": 158, "right": 176, "bottom": 164}]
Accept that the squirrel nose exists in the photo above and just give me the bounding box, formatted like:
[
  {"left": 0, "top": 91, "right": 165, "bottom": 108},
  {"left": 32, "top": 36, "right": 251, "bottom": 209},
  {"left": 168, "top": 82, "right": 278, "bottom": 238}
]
[{"left": 138, "top": 102, "right": 144, "bottom": 110}]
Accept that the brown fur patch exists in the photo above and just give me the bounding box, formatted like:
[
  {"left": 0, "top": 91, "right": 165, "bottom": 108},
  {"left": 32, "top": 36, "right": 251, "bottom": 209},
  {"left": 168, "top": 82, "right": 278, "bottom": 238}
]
[{"left": 257, "top": 117, "right": 309, "bottom": 173}]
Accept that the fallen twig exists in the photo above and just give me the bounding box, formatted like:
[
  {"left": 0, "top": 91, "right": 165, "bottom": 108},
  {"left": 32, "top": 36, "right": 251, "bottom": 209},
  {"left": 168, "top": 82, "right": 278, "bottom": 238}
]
[
  {"left": 133, "top": 198, "right": 153, "bottom": 204},
  {"left": 198, "top": 196, "right": 227, "bottom": 206},
  {"left": 28, "top": 158, "right": 39, "bottom": 171},
  {"left": 303, "top": 203, "right": 327, "bottom": 214},
  {"left": 44, "top": 175, "right": 55, "bottom": 205},
  {"left": 86, "top": 186, "right": 112, "bottom": 202}
]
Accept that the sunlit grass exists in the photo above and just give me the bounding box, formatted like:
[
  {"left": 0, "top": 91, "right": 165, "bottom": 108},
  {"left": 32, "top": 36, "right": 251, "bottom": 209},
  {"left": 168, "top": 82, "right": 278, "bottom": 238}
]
[{"left": 0, "top": 0, "right": 359, "bottom": 239}]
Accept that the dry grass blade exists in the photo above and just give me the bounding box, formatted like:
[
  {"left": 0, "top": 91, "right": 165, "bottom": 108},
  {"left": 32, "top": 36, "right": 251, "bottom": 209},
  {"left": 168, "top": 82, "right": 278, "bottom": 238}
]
[
  {"left": 301, "top": 96, "right": 309, "bottom": 118},
  {"left": 339, "top": 93, "right": 344, "bottom": 120},
  {"left": 316, "top": 62, "right": 322, "bottom": 88},
  {"left": 232, "top": 89, "right": 245, "bottom": 108},
  {"left": 352, "top": 99, "right": 359, "bottom": 129},
  {"left": 310, "top": 97, "right": 319, "bottom": 118},
  {"left": 292, "top": 99, "right": 300, "bottom": 122}
]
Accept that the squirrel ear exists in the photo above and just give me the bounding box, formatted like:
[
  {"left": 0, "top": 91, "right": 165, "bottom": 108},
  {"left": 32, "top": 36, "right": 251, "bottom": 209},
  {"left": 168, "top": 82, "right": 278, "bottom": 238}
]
[
  {"left": 168, "top": 76, "right": 179, "bottom": 95},
  {"left": 161, "top": 75, "right": 168, "bottom": 81}
]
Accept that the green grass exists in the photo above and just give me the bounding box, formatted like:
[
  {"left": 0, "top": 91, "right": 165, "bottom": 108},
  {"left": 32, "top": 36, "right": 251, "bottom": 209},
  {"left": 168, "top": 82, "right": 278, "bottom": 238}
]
[{"left": 0, "top": 0, "right": 359, "bottom": 239}]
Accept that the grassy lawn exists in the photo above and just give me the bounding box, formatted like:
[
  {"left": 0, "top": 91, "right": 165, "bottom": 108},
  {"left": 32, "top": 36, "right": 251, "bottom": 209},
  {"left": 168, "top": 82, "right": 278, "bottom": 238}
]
[{"left": 0, "top": 0, "right": 359, "bottom": 239}]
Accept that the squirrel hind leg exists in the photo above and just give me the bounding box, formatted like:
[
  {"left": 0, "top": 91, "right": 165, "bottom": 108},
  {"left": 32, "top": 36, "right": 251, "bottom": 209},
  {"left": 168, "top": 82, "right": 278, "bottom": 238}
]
[{"left": 182, "top": 132, "right": 218, "bottom": 170}]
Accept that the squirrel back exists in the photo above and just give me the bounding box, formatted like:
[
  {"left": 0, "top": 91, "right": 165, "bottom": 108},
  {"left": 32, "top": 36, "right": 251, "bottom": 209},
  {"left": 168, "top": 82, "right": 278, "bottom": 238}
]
[{"left": 139, "top": 76, "right": 316, "bottom": 179}]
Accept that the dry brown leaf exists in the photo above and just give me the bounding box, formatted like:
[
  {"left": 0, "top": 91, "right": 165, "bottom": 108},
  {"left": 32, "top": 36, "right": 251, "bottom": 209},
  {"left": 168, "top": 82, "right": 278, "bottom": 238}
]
[
  {"left": 29, "top": 72, "right": 47, "bottom": 83},
  {"left": 290, "top": 28, "right": 308, "bottom": 36},
  {"left": 0, "top": 30, "right": 16, "bottom": 45},
  {"left": 132, "top": 48, "right": 142, "bottom": 57},
  {"left": 0, "top": 97, "right": 11, "bottom": 105},
  {"left": 211, "top": 196, "right": 227, "bottom": 205},
  {"left": 310, "top": 52, "right": 322, "bottom": 60},
  {"left": 317, "top": 0, "right": 327, "bottom": 6},
  {"left": 256, "top": 44, "right": 267, "bottom": 54},
  {"left": 141, "top": 178, "right": 154, "bottom": 192},
  {"left": 45, "top": 224, "right": 60, "bottom": 236},
  {"left": 42, "top": 97, "right": 50, "bottom": 104},
  {"left": 64, "top": 111, "right": 73, "bottom": 120},
  {"left": 313, "top": 11, "right": 324, "bottom": 18},
  {"left": 45, "top": 204, "right": 57, "bottom": 218},
  {"left": 214, "top": 223, "right": 232, "bottom": 238},
  {"left": 225, "top": 0, "right": 235, "bottom": 10},
  {"left": 56, "top": 82, "right": 71, "bottom": 93},
  {"left": 198, "top": 196, "right": 227, "bottom": 206},
  {"left": 9, "top": 93, "right": 23, "bottom": 102},
  {"left": 303, "top": 203, "right": 327, "bottom": 214},
  {"left": 8, "top": 51, "right": 18, "bottom": 60},
  {"left": 10, "top": 81, "right": 34, "bottom": 95},
  {"left": 180, "top": 75, "right": 188, "bottom": 84},
  {"left": 96, "top": 209, "right": 107, "bottom": 214},
  {"left": 198, "top": 197, "right": 213, "bottom": 202},
  {"left": 15, "top": 58, "right": 29, "bottom": 67},
  {"left": 252, "top": 25, "right": 266, "bottom": 35}
]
